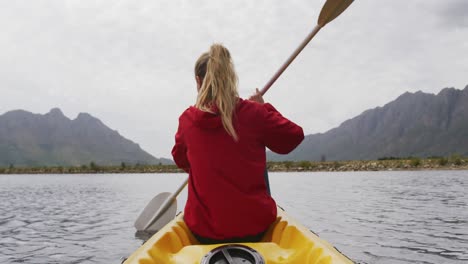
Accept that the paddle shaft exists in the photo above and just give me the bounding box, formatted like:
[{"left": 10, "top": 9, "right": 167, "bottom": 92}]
[
  {"left": 260, "top": 0, "right": 354, "bottom": 95},
  {"left": 259, "top": 25, "right": 322, "bottom": 193},
  {"left": 260, "top": 25, "right": 322, "bottom": 96}
]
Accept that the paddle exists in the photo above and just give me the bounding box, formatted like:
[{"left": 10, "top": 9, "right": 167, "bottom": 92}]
[
  {"left": 134, "top": 179, "right": 188, "bottom": 232},
  {"left": 259, "top": 0, "right": 353, "bottom": 193},
  {"left": 134, "top": 0, "right": 354, "bottom": 232},
  {"left": 260, "top": 0, "right": 354, "bottom": 95}
]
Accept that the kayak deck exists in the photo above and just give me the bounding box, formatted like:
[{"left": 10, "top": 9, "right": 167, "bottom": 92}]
[{"left": 124, "top": 207, "right": 354, "bottom": 264}]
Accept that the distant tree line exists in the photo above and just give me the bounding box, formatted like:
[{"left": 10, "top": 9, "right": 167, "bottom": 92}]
[
  {"left": 377, "top": 154, "right": 464, "bottom": 167},
  {"left": 266, "top": 155, "right": 467, "bottom": 171},
  {"left": 0, "top": 161, "right": 182, "bottom": 174},
  {"left": 1, "top": 155, "right": 467, "bottom": 174}
]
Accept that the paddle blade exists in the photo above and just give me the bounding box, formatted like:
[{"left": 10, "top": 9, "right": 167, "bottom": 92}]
[
  {"left": 134, "top": 192, "right": 177, "bottom": 231},
  {"left": 317, "top": 0, "right": 354, "bottom": 27},
  {"left": 145, "top": 200, "right": 177, "bottom": 232}
]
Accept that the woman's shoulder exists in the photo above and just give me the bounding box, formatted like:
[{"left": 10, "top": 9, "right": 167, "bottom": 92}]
[
  {"left": 237, "top": 98, "right": 276, "bottom": 116},
  {"left": 179, "top": 106, "right": 196, "bottom": 117},
  {"left": 237, "top": 98, "right": 263, "bottom": 112},
  {"left": 236, "top": 99, "right": 272, "bottom": 126},
  {"left": 177, "top": 106, "right": 198, "bottom": 125}
]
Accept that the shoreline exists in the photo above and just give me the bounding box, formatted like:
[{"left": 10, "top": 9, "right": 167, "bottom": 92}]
[{"left": 1, "top": 157, "right": 467, "bottom": 174}]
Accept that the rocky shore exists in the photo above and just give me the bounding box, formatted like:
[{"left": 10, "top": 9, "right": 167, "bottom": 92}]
[
  {"left": 1, "top": 156, "right": 467, "bottom": 174},
  {"left": 267, "top": 157, "right": 468, "bottom": 172}
]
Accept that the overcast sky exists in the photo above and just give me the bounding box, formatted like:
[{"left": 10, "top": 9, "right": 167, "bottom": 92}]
[{"left": 1, "top": 0, "right": 467, "bottom": 158}]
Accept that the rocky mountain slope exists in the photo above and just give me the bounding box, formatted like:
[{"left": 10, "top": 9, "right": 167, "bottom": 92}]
[
  {"left": 269, "top": 85, "right": 468, "bottom": 161},
  {"left": 0, "top": 108, "right": 168, "bottom": 166}
]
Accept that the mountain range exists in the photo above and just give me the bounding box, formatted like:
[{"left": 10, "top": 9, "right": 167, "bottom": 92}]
[
  {"left": 0, "top": 108, "right": 171, "bottom": 167},
  {"left": 2, "top": 85, "right": 467, "bottom": 166},
  {"left": 269, "top": 85, "right": 468, "bottom": 161}
]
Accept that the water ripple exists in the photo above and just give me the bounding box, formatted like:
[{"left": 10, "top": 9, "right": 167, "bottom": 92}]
[{"left": 1, "top": 172, "right": 467, "bottom": 263}]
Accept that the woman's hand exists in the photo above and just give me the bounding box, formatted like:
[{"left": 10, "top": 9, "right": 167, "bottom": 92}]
[{"left": 249, "top": 88, "right": 264, "bottom": 104}]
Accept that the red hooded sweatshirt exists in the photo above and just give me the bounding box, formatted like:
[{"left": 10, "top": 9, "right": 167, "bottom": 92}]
[{"left": 172, "top": 98, "right": 304, "bottom": 240}]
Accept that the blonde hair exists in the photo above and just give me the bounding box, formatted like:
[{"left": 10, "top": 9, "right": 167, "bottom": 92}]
[{"left": 195, "top": 44, "right": 239, "bottom": 140}]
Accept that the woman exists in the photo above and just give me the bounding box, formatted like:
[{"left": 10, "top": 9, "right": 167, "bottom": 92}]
[{"left": 172, "top": 43, "right": 304, "bottom": 244}]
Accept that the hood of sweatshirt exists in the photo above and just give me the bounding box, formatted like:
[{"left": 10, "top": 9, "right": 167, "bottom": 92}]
[
  {"left": 186, "top": 105, "right": 223, "bottom": 129},
  {"left": 185, "top": 98, "right": 245, "bottom": 129}
]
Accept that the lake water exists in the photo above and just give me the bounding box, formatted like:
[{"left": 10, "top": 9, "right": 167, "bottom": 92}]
[{"left": 0, "top": 171, "right": 467, "bottom": 264}]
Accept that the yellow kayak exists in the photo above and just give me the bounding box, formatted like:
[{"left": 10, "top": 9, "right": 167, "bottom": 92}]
[{"left": 124, "top": 207, "right": 354, "bottom": 264}]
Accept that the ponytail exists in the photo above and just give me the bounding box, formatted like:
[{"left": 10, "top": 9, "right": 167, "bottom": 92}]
[{"left": 194, "top": 44, "right": 239, "bottom": 140}]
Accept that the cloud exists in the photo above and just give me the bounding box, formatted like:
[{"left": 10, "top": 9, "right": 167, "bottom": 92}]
[
  {"left": 437, "top": 0, "right": 468, "bottom": 28},
  {"left": 0, "top": 0, "right": 467, "bottom": 158}
]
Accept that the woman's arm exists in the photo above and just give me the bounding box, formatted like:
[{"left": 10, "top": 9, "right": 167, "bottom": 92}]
[
  {"left": 171, "top": 118, "right": 190, "bottom": 173},
  {"left": 260, "top": 103, "right": 304, "bottom": 154}
]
